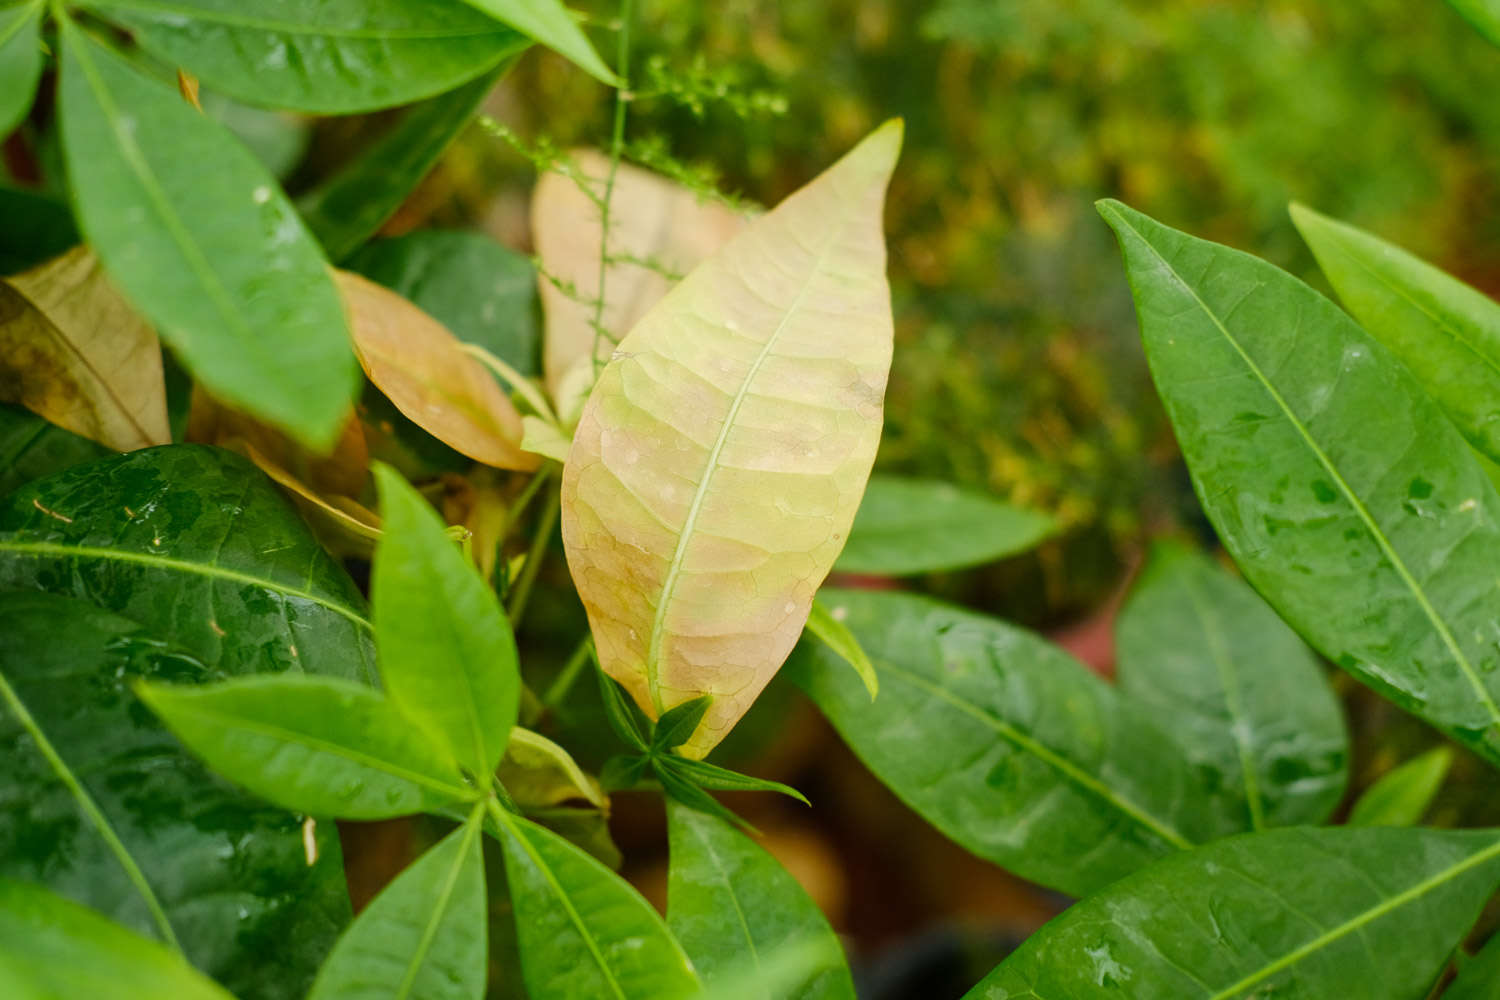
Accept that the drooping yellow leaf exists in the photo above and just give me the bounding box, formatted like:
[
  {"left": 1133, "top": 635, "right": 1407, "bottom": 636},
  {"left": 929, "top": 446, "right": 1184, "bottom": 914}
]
[
  {"left": 532, "top": 150, "right": 748, "bottom": 400},
  {"left": 560, "top": 121, "right": 903, "bottom": 758},
  {"left": 0, "top": 248, "right": 168, "bottom": 451},
  {"left": 499, "top": 727, "right": 606, "bottom": 810},
  {"left": 336, "top": 270, "right": 538, "bottom": 471}
]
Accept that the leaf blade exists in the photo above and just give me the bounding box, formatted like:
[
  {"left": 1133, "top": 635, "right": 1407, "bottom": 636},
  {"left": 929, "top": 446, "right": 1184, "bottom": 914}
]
[
  {"left": 0, "top": 1, "right": 43, "bottom": 137},
  {"left": 1347, "top": 746, "right": 1453, "bottom": 827},
  {"left": 457, "top": 0, "right": 617, "bottom": 85},
  {"left": 803, "top": 596, "right": 877, "bottom": 699}
]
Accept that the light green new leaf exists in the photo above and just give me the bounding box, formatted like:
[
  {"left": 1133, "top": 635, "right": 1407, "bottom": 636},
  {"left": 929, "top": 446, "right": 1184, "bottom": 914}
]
[
  {"left": 457, "top": 0, "right": 616, "bottom": 85},
  {"left": 803, "top": 598, "right": 877, "bottom": 699},
  {"left": 497, "top": 811, "right": 700, "bottom": 1000},
  {"left": 1448, "top": 0, "right": 1500, "bottom": 45},
  {"left": 1291, "top": 203, "right": 1500, "bottom": 465},
  {"left": 91, "top": 0, "right": 527, "bottom": 114},
  {"left": 1347, "top": 746, "right": 1453, "bottom": 827},
  {"left": 667, "top": 801, "right": 854, "bottom": 1000},
  {"left": 789, "top": 589, "right": 1237, "bottom": 898},
  {"left": 0, "top": 880, "right": 237, "bottom": 1000},
  {"left": 309, "top": 812, "right": 487, "bottom": 1000},
  {"left": 373, "top": 465, "right": 519, "bottom": 779},
  {"left": 561, "top": 121, "right": 902, "bottom": 759},
  {"left": 965, "top": 827, "right": 1500, "bottom": 999},
  {"left": 139, "top": 675, "right": 474, "bottom": 819},
  {"left": 1449, "top": 929, "right": 1500, "bottom": 1000},
  {"left": 834, "top": 475, "right": 1056, "bottom": 575},
  {"left": 0, "top": 2, "right": 43, "bottom": 137},
  {"left": 1100, "top": 199, "right": 1500, "bottom": 766},
  {"left": 1116, "top": 542, "right": 1348, "bottom": 830},
  {"left": 57, "top": 18, "right": 358, "bottom": 450}
]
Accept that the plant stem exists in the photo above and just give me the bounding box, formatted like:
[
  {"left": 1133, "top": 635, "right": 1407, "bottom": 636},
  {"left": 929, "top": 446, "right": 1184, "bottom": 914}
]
[
  {"left": 536, "top": 636, "right": 595, "bottom": 722},
  {"left": 589, "top": 0, "right": 635, "bottom": 378},
  {"left": 506, "top": 484, "right": 561, "bottom": 627}
]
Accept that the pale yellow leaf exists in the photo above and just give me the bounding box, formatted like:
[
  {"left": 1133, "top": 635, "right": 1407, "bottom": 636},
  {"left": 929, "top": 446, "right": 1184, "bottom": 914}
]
[
  {"left": 0, "top": 248, "right": 168, "bottom": 451},
  {"left": 336, "top": 270, "right": 538, "bottom": 471},
  {"left": 560, "top": 121, "right": 903, "bottom": 758},
  {"left": 521, "top": 415, "right": 571, "bottom": 463},
  {"left": 532, "top": 150, "right": 748, "bottom": 400},
  {"left": 499, "top": 727, "right": 606, "bottom": 810}
]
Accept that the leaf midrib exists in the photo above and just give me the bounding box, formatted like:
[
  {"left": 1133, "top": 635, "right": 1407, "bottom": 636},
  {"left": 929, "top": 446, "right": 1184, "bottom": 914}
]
[
  {"left": 86, "top": 0, "right": 508, "bottom": 40},
  {"left": 393, "top": 808, "right": 484, "bottom": 1000},
  {"left": 677, "top": 813, "right": 766, "bottom": 997},
  {"left": 1103, "top": 203, "right": 1500, "bottom": 733}
]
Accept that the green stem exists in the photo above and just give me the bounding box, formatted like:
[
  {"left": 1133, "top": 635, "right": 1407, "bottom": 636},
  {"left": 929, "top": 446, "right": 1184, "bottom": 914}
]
[
  {"left": 589, "top": 0, "right": 634, "bottom": 377},
  {"left": 537, "top": 637, "right": 594, "bottom": 720},
  {"left": 506, "top": 484, "right": 561, "bottom": 627}
]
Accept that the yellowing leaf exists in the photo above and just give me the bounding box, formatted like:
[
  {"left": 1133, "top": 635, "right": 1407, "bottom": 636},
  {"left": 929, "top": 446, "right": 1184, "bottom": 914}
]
[
  {"left": 500, "top": 727, "right": 606, "bottom": 810},
  {"left": 532, "top": 150, "right": 748, "bottom": 400},
  {"left": 0, "top": 248, "right": 168, "bottom": 452},
  {"left": 560, "top": 121, "right": 902, "bottom": 758},
  {"left": 337, "top": 270, "right": 538, "bottom": 471}
]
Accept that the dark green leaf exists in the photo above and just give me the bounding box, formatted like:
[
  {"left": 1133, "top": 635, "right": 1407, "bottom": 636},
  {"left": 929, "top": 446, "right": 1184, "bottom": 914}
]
[
  {"left": 309, "top": 810, "right": 488, "bottom": 1000},
  {"left": 0, "top": 445, "right": 378, "bottom": 682},
  {"left": 656, "top": 766, "right": 757, "bottom": 835},
  {"left": 0, "top": 592, "right": 349, "bottom": 999},
  {"left": 0, "top": 187, "right": 79, "bottom": 275},
  {"left": 654, "top": 695, "right": 712, "bottom": 754},
  {"left": 0, "top": 880, "right": 238, "bottom": 1000},
  {"left": 667, "top": 801, "right": 854, "bottom": 1000},
  {"left": 138, "top": 674, "right": 475, "bottom": 819},
  {"left": 597, "top": 667, "right": 649, "bottom": 752},
  {"left": 347, "top": 230, "right": 540, "bottom": 374},
  {"left": 1449, "top": 929, "right": 1500, "bottom": 1000},
  {"left": 56, "top": 18, "right": 358, "bottom": 449},
  {"left": 1347, "top": 746, "right": 1453, "bottom": 827},
  {"left": 1116, "top": 541, "right": 1348, "bottom": 830},
  {"left": 373, "top": 465, "right": 519, "bottom": 778},
  {"left": 803, "top": 597, "right": 877, "bottom": 699},
  {"left": 0, "top": 403, "right": 110, "bottom": 497},
  {"left": 200, "top": 91, "right": 311, "bottom": 181},
  {"left": 92, "top": 0, "right": 527, "bottom": 114},
  {"left": 456, "top": 0, "right": 617, "bottom": 85},
  {"left": 964, "top": 827, "right": 1500, "bottom": 999},
  {"left": 497, "top": 811, "right": 700, "bottom": 1000},
  {"left": 299, "top": 67, "right": 508, "bottom": 262},
  {"left": 1448, "top": 0, "right": 1500, "bottom": 45},
  {"left": 662, "top": 757, "right": 809, "bottom": 806},
  {"left": 789, "top": 588, "right": 1234, "bottom": 898},
  {"left": 0, "top": 2, "right": 43, "bottom": 137},
  {"left": 1099, "top": 198, "right": 1500, "bottom": 766},
  {"left": 599, "top": 753, "right": 650, "bottom": 793},
  {"left": 1291, "top": 203, "right": 1500, "bottom": 465},
  {"left": 835, "top": 475, "right": 1055, "bottom": 575}
]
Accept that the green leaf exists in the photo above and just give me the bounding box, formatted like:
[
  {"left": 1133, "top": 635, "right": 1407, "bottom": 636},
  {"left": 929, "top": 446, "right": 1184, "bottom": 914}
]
[
  {"left": 656, "top": 765, "right": 757, "bottom": 835},
  {"left": 1347, "top": 746, "right": 1454, "bottom": 827},
  {"left": 1448, "top": 0, "right": 1500, "bottom": 45},
  {"left": 0, "top": 186, "right": 79, "bottom": 275},
  {"left": 834, "top": 475, "right": 1055, "bottom": 575},
  {"left": 497, "top": 810, "right": 701, "bottom": 1000},
  {"left": 1116, "top": 541, "right": 1348, "bottom": 830},
  {"left": 139, "top": 674, "right": 475, "bottom": 819},
  {"left": 662, "top": 757, "right": 809, "bottom": 806},
  {"left": 597, "top": 668, "right": 650, "bottom": 752},
  {"left": 0, "top": 591, "right": 349, "bottom": 1000},
  {"left": 56, "top": 18, "right": 357, "bottom": 450},
  {"left": 309, "top": 810, "right": 488, "bottom": 1000},
  {"left": 654, "top": 695, "right": 712, "bottom": 754},
  {"left": 1449, "top": 929, "right": 1500, "bottom": 1000},
  {"left": 1290, "top": 203, "right": 1500, "bottom": 465},
  {"left": 0, "top": 1, "right": 43, "bottom": 137},
  {"left": 667, "top": 801, "right": 854, "bottom": 1000},
  {"left": 457, "top": 0, "right": 617, "bottom": 85},
  {"left": 0, "top": 445, "right": 377, "bottom": 682},
  {"left": 298, "top": 67, "right": 509, "bottom": 262},
  {"left": 964, "top": 827, "right": 1500, "bottom": 999},
  {"left": 92, "top": 0, "right": 527, "bottom": 114},
  {"left": 373, "top": 465, "right": 519, "bottom": 778},
  {"left": 0, "top": 403, "right": 109, "bottom": 497},
  {"left": 347, "top": 230, "right": 540, "bottom": 375},
  {"left": 0, "top": 880, "right": 238, "bottom": 1000},
  {"left": 1099, "top": 198, "right": 1500, "bottom": 767},
  {"left": 561, "top": 121, "right": 903, "bottom": 759},
  {"left": 788, "top": 588, "right": 1234, "bottom": 898},
  {"left": 803, "top": 597, "right": 877, "bottom": 699}
]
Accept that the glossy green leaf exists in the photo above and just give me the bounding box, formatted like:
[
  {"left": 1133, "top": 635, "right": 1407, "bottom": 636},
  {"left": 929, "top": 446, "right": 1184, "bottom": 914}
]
[
  {"left": 597, "top": 669, "right": 650, "bottom": 752},
  {"left": 1291, "top": 203, "right": 1500, "bottom": 465},
  {"left": 347, "top": 230, "right": 540, "bottom": 374},
  {"left": 803, "top": 597, "right": 877, "bottom": 699},
  {"left": 0, "top": 591, "right": 349, "bottom": 999},
  {"left": 0, "top": 187, "right": 79, "bottom": 275},
  {"left": 92, "top": 0, "right": 527, "bottom": 114},
  {"left": 965, "top": 827, "right": 1500, "bottom": 999},
  {"left": 0, "top": 879, "right": 238, "bottom": 1000},
  {"left": 1116, "top": 541, "right": 1348, "bottom": 830},
  {"left": 834, "top": 475, "right": 1055, "bottom": 575},
  {"left": 373, "top": 465, "right": 519, "bottom": 778},
  {"left": 1448, "top": 0, "right": 1500, "bottom": 45},
  {"left": 561, "top": 121, "right": 902, "bottom": 759},
  {"left": 0, "top": 2, "right": 43, "bottom": 137},
  {"left": 309, "top": 812, "right": 487, "bottom": 1000},
  {"left": 298, "top": 67, "right": 507, "bottom": 262},
  {"left": 667, "top": 801, "right": 855, "bottom": 1000},
  {"left": 497, "top": 811, "right": 701, "bottom": 1000},
  {"left": 1449, "top": 929, "right": 1500, "bottom": 1000},
  {"left": 56, "top": 18, "right": 357, "bottom": 450},
  {"left": 1099, "top": 198, "right": 1500, "bottom": 766},
  {"left": 789, "top": 588, "right": 1234, "bottom": 898},
  {"left": 1347, "top": 746, "right": 1453, "bottom": 827},
  {"left": 654, "top": 696, "right": 712, "bottom": 754},
  {"left": 457, "top": 0, "right": 616, "bottom": 85},
  {"left": 0, "top": 403, "right": 109, "bottom": 497},
  {"left": 139, "top": 674, "right": 474, "bottom": 819},
  {"left": 0, "top": 445, "right": 377, "bottom": 682}
]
